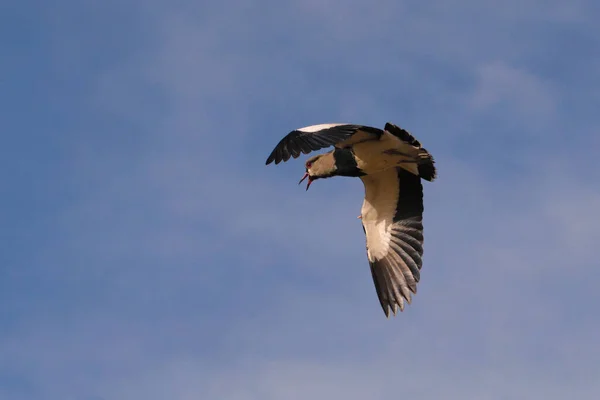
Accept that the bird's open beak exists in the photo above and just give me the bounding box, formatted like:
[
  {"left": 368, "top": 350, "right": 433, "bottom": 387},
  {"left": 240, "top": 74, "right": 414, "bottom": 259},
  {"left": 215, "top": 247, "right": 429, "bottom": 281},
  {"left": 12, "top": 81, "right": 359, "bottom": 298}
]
[{"left": 298, "top": 172, "right": 313, "bottom": 190}]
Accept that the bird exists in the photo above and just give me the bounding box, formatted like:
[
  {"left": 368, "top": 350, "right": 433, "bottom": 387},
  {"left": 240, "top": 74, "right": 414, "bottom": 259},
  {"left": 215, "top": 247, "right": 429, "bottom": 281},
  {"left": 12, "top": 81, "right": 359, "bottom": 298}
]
[{"left": 265, "top": 122, "right": 436, "bottom": 317}]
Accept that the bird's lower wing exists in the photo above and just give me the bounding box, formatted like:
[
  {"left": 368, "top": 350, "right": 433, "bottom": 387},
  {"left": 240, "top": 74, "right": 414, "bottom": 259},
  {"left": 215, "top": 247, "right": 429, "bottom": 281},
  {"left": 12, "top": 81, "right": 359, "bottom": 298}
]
[{"left": 360, "top": 167, "right": 425, "bottom": 317}]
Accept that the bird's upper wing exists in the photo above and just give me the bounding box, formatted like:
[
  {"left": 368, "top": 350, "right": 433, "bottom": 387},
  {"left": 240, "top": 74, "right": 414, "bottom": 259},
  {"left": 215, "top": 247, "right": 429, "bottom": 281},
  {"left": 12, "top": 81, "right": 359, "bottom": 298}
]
[
  {"left": 265, "top": 123, "right": 383, "bottom": 165},
  {"left": 383, "top": 122, "right": 423, "bottom": 148},
  {"left": 360, "top": 167, "right": 425, "bottom": 317}
]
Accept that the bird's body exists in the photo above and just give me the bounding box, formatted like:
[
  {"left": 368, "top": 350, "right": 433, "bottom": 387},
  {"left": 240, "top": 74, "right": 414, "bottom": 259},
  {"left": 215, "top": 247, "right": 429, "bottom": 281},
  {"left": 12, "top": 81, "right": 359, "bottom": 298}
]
[
  {"left": 266, "top": 122, "right": 436, "bottom": 317},
  {"left": 352, "top": 131, "right": 425, "bottom": 175}
]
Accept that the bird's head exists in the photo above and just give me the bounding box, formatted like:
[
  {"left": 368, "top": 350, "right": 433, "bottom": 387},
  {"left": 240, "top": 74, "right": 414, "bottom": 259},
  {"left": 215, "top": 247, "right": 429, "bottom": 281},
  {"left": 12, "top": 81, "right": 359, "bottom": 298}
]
[{"left": 298, "top": 153, "right": 336, "bottom": 190}]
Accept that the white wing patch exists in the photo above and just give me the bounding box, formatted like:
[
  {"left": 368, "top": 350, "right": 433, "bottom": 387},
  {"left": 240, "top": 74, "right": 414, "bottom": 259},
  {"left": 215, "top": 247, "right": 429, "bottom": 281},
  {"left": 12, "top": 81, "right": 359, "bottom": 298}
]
[
  {"left": 297, "top": 123, "right": 350, "bottom": 133},
  {"left": 360, "top": 169, "right": 400, "bottom": 261}
]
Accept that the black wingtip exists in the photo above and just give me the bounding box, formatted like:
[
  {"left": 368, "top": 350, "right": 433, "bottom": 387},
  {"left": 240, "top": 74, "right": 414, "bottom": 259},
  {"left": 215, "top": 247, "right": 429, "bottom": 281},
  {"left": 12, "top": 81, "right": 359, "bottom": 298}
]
[
  {"left": 265, "top": 147, "right": 286, "bottom": 165},
  {"left": 383, "top": 306, "right": 390, "bottom": 318}
]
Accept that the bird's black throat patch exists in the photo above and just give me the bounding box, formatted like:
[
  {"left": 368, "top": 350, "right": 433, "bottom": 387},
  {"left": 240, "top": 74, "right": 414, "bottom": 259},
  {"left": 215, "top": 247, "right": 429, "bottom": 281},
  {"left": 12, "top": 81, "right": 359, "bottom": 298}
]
[{"left": 333, "top": 148, "right": 365, "bottom": 177}]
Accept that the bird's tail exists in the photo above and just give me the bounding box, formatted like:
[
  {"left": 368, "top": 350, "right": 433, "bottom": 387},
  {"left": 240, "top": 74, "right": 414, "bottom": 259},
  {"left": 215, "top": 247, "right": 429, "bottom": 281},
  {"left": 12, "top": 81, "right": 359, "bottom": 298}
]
[
  {"left": 384, "top": 123, "right": 436, "bottom": 181},
  {"left": 416, "top": 148, "right": 436, "bottom": 182}
]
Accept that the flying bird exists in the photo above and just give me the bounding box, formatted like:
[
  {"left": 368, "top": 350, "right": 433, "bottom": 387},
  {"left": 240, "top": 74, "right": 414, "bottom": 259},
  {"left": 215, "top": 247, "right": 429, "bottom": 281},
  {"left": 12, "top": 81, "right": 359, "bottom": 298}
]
[{"left": 265, "top": 122, "right": 436, "bottom": 317}]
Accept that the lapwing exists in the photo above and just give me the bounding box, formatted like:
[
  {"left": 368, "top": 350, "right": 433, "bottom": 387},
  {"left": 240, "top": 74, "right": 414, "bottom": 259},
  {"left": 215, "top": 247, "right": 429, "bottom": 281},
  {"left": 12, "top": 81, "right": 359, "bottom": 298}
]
[{"left": 266, "top": 122, "right": 436, "bottom": 317}]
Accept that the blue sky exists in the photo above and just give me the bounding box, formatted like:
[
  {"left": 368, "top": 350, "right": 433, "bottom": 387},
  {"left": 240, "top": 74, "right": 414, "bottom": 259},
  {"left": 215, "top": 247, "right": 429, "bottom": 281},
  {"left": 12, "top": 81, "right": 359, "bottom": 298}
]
[{"left": 2, "top": 0, "right": 600, "bottom": 399}]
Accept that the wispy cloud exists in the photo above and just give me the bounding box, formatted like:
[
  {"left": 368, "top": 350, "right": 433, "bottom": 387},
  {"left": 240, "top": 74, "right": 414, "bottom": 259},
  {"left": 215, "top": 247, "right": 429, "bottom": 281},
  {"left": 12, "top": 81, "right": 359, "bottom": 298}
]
[{"left": 469, "top": 62, "right": 556, "bottom": 123}]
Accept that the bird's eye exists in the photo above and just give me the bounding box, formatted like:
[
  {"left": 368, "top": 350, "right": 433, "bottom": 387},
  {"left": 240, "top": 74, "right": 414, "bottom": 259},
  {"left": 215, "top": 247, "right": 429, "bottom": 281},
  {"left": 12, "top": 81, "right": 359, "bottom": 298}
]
[{"left": 306, "top": 162, "right": 312, "bottom": 168}]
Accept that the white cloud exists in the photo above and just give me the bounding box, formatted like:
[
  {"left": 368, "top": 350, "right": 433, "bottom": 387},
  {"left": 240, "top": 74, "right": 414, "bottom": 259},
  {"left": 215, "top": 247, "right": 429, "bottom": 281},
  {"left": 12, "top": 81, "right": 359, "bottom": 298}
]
[{"left": 469, "top": 62, "right": 556, "bottom": 125}]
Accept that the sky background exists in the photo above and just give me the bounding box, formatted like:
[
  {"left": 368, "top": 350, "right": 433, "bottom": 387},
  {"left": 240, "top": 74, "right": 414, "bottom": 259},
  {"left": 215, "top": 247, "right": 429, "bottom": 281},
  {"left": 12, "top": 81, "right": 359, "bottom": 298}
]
[{"left": 2, "top": 0, "right": 600, "bottom": 399}]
